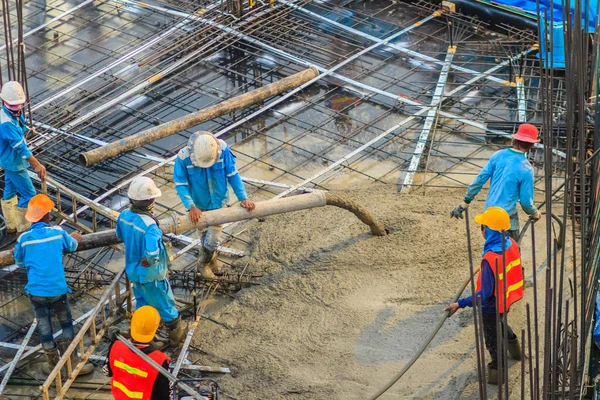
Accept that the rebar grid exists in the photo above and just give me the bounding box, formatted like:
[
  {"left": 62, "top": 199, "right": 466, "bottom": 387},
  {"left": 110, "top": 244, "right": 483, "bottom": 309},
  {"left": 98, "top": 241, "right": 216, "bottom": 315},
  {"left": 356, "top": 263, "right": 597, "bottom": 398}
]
[{"left": 0, "top": 0, "right": 584, "bottom": 397}]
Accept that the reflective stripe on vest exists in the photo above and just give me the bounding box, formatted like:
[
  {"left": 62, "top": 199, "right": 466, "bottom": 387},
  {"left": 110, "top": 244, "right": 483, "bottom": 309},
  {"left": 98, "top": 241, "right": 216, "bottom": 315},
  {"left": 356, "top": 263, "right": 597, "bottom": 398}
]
[
  {"left": 109, "top": 340, "right": 170, "bottom": 400},
  {"left": 475, "top": 237, "right": 524, "bottom": 312},
  {"left": 114, "top": 360, "right": 149, "bottom": 378},
  {"left": 112, "top": 381, "right": 144, "bottom": 399}
]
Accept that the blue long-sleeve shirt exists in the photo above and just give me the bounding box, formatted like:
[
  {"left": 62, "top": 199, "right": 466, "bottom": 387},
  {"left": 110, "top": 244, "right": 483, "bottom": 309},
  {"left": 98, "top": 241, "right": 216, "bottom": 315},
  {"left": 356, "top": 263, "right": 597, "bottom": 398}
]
[
  {"left": 464, "top": 148, "right": 538, "bottom": 230},
  {"left": 458, "top": 259, "right": 496, "bottom": 314},
  {"left": 116, "top": 210, "right": 170, "bottom": 284},
  {"left": 173, "top": 140, "right": 247, "bottom": 212},
  {"left": 0, "top": 106, "right": 32, "bottom": 171},
  {"left": 14, "top": 222, "right": 78, "bottom": 297}
]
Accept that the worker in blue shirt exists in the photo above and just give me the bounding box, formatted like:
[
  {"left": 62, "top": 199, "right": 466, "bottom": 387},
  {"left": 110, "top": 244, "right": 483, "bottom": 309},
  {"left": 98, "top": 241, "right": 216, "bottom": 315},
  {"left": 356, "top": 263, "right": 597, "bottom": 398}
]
[
  {"left": 174, "top": 132, "right": 255, "bottom": 279},
  {"left": 0, "top": 81, "right": 46, "bottom": 234},
  {"left": 14, "top": 194, "right": 93, "bottom": 376},
  {"left": 116, "top": 176, "right": 186, "bottom": 346},
  {"left": 450, "top": 123, "right": 542, "bottom": 240},
  {"left": 445, "top": 207, "right": 523, "bottom": 384}
]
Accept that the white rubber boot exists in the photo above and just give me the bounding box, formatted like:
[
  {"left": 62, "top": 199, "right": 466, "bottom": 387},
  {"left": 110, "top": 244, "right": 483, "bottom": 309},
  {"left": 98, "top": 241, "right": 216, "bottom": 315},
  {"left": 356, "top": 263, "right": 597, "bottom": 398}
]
[
  {"left": 1, "top": 196, "right": 18, "bottom": 234},
  {"left": 15, "top": 207, "right": 31, "bottom": 233}
]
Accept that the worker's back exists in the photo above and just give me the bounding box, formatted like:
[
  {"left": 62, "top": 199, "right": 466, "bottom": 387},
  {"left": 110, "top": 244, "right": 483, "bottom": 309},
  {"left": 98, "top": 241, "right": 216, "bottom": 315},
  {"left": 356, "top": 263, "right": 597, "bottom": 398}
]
[
  {"left": 116, "top": 210, "right": 168, "bottom": 283},
  {"left": 13, "top": 222, "right": 77, "bottom": 297},
  {"left": 484, "top": 148, "right": 534, "bottom": 216},
  {"left": 108, "top": 339, "right": 169, "bottom": 400}
]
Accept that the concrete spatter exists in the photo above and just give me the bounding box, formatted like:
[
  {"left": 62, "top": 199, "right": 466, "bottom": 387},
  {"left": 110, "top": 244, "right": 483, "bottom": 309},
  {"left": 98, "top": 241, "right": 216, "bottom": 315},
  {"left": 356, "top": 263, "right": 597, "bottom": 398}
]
[{"left": 189, "top": 184, "right": 563, "bottom": 399}]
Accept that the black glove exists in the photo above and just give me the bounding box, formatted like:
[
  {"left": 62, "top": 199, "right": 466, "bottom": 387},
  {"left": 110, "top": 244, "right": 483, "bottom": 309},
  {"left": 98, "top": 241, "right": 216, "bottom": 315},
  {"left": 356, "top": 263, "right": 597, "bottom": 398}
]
[{"left": 450, "top": 202, "right": 469, "bottom": 219}]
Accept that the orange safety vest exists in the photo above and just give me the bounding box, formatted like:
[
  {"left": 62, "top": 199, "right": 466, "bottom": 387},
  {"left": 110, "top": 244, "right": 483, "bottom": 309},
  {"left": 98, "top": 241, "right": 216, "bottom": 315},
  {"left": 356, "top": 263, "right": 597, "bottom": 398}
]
[
  {"left": 475, "top": 237, "right": 524, "bottom": 313},
  {"left": 109, "top": 340, "right": 170, "bottom": 400}
]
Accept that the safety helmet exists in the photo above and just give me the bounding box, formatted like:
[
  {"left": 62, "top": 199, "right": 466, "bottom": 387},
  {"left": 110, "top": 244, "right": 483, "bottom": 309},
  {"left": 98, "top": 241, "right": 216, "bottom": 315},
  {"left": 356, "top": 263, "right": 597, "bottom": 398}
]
[
  {"left": 127, "top": 177, "right": 162, "bottom": 201},
  {"left": 25, "top": 194, "right": 55, "bottom": 222},
  {"left": 511, "top": 123, "right": 540, "bottom": 143},
  {"left": 0, "top": 81, "right": 26, "bottom": 105},
  {"left": 474, "top": 206, "right": 511, "bottom": 232},
  {"left": 130, "top": 306, "right": 161, "bottom": 343},
  {"left": 189, "top": 132, "right": 221, "bottom": 168}
]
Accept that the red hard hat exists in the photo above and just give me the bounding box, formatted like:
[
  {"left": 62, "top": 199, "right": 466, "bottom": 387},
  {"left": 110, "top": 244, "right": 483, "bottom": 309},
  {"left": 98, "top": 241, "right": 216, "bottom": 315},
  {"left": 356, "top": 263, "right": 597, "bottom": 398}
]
[{"left": 511, "top": 123, "right": 540, "bottom": 143}]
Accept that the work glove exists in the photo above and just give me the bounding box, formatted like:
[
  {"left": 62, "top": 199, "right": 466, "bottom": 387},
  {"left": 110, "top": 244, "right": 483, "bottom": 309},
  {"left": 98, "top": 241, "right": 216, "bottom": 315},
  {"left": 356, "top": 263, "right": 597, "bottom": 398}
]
[
  {"left": 530, "top": 210, "right": 542, "bottom": 222},
  {"left": 107, "top": 326, "right": 120, "bottom": 341},
  {"left": 450, "top": 202, "right": 469, "bottom": 219}
]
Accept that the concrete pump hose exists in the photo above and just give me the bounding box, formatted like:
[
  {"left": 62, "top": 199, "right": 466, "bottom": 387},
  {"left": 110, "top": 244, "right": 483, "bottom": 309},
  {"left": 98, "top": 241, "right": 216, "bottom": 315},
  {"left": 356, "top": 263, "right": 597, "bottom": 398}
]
[
  {"left": 368, "top": 272, "right": 473, "bottom": 399},
  {"left": 369, "top": 212, "right": 554, "bottom": 398},
  {"left": 324, "top": 193, "right": 387, "bottom": 236}
]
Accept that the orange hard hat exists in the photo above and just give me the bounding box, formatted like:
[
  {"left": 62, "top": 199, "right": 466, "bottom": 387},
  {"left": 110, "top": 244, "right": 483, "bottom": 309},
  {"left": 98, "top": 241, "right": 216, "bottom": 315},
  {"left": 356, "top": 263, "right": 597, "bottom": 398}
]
[
  {"left": 25, "top": 194, "right": 54, "bottom": 222},
  {"left": 474, "top": 206, "right": 511, "bottom": 231},
  {"left": 511, "top": 123, "right": 540, "bottom": 143},
  {"left": 131, "top": 306, "right": 161, "bottom": 343}
]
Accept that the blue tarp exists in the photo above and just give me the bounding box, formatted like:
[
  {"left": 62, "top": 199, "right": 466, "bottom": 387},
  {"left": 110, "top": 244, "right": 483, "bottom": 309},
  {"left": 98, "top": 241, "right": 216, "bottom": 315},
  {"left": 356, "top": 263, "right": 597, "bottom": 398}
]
[
  {"left": 594, "top": 289, "right": 600, "bottom": 347},
  {"left": 490, "top": 0, "right": 598, "bottom": 68}
]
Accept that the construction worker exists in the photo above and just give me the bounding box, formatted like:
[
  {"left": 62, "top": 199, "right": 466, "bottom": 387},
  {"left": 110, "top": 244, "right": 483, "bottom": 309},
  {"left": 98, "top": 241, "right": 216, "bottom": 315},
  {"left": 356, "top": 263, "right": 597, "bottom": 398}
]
[
  {"left": 116, "top": 176, "right": 186, "bottom": 346},
  {"left": 445, "top": 206, "right": 523, "bottom": 384},
  {"left": 13, "top": 194, "right": 93, "bottom": 375},
  {"left": 0, "top": 81, "right": 46, "bottom": 234},
  {"left": 104, "top": 306, "right": 172, "bottom": 400},
  {"left": 450, "top": 123, "right": 542, "bottom": 240},
  {"left": 174, "top": 131, "right": 255, "bottom": 279}
]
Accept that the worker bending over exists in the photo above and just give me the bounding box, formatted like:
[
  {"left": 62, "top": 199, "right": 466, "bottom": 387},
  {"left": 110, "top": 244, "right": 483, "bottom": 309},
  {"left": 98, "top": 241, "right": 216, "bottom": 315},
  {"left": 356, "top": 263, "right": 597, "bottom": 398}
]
[
  {"left": 450, "top": 123, "right": 541, "bottom": 240},
  {"left": 104, "top": 306, "right": 172, "bottom": 400},
  {"left": 14, "top": 194, "right": 93, "bottom": 375},
  {"left": 174, "top": 131, "right": 255, "bottom": 279},
  {"left": 0, "top": 81, "right": 46, "bottom": 234},
  {"left": 445, "top": 207, "right": 523, "bottom": 384},
  {"left": 117, "top": 177, "right": 186, "bottom": 346}
]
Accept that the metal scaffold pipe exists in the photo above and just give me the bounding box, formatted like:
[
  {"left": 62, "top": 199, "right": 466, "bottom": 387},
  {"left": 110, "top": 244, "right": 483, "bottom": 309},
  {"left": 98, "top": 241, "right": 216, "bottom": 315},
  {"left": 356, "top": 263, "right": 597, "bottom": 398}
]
[
  {"left": 79, "top": 68, "right": 320, "bottom": 167},
  {"left": 0, "top": 191, "right": 385, "bottom": 266}
]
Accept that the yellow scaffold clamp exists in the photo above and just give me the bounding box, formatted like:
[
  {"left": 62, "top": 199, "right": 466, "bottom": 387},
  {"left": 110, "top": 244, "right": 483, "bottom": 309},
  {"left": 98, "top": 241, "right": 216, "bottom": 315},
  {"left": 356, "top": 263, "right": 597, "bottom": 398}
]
[
  {"left": 249, "top": 0, "right": 255, "bottom": 7},
  {"left": 270, "top": 0, "right": 274, "bottom": 7}
]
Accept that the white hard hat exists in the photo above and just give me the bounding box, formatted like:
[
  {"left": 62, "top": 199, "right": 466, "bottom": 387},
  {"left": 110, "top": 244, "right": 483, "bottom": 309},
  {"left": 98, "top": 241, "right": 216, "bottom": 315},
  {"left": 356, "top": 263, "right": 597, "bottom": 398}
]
[
  {"left": 127, "top": 177, "right": 162, "bottom": 201},
  {"left": 0, "top": 81, "right": 26, "bottom": 105},
  {"left": 189, "top": 132, "right": 221, "bottom": 168}
]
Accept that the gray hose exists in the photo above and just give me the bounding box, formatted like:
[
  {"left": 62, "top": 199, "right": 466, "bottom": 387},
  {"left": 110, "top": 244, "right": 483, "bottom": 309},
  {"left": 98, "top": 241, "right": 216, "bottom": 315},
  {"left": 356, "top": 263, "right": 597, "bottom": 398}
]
[
  {"left": 369, "top": 272, "right": 474, "bottom": 399},
  {"left": 370, "top": 206, "right": 560, "bottom": 398}
]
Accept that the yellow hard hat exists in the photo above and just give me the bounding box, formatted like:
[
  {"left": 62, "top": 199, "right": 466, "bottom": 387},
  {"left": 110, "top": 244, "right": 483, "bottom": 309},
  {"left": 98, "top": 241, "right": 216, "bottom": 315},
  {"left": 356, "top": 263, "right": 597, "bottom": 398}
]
[
  {"left": 474, "top": 206, "right": 510, "bottom": 231},
  {"left": 25, "top": 194, "right": 55, "bottom": 222},
  {"left": 130, "top": 306, "right": 161, "bottom": 343}
]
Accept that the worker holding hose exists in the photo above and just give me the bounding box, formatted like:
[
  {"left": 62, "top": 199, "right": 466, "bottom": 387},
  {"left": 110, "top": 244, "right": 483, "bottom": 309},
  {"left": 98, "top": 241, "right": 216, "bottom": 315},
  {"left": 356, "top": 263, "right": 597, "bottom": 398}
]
[
  {"left": 445, "top": 207, "right": 523, "bottom": 384},
  {"left": 14, "top": 194, "right": 93, "bottom": 376},
  {"left": 0, "top": 81, "right": 47, "bottom": 234},
  {"left": 174, "top": 131, "right": 255, "bottom": 280},
  {"left": 117, "top": 177, "right": 187, "bottom": 346},
  {"left": 450, "top": 123, "right": 542, "bottom": 240}
]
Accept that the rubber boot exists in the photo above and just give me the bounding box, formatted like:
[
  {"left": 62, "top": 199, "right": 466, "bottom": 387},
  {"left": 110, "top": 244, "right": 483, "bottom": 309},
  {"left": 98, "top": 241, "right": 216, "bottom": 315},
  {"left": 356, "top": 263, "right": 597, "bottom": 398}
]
[
  {"left": 1, "top": 197, "right": 17, "bottom": 234},
  {"left": 41, "top": 348, "right": 60, "bottom": 375},
  {"left": 508, "top": 337, "right": 522, "bottom": 361},
  {"left": 207, "top": 250, "right": 223, "bottom": 276},
  {"left": 57, "top": 340, "right": 94, "bottom": 376},
  {"left": 195, "top": 243, "right": 216, "bottom": 279},
  {"left": 15, "top": 207, "right": 31, "bottom": 233},
  {"left": 487, "top": 366, "right": 498, "bottom": 385},
  {"left": 166, "top": 316, "right": 188, "bottom": 347}
]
